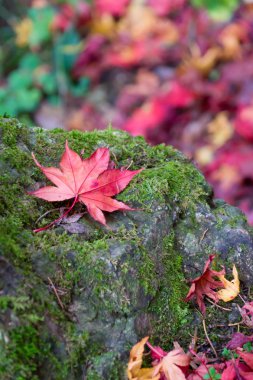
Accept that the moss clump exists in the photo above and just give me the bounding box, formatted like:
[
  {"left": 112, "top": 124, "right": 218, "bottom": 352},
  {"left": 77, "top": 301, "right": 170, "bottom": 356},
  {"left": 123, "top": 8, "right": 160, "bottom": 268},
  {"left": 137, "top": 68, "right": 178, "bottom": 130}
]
[
  {"left": 0, "top": 325, "right": 42, "bottom": 380},
  {"left": 149, "top": 232, "right": 191, "bottom": 349},
  {"left": 0, "top": 118, "right": 216, "bottom": 379}
]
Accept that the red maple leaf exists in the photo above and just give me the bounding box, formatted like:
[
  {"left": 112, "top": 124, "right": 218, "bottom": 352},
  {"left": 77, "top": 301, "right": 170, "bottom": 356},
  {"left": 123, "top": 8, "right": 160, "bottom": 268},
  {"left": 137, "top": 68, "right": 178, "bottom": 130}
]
[
  {"left": 94, "top": 0, "right": 130, "bottom": 16},
  {"left": 29, "top": 141, "right": 142, "bottom": 232},
  {"left": 227, "top": 333, "right": 253, "bottom": 350},
  {"left": 237, "top": 351, "right": 253, "bottom": 371},
  {"left": 147, "top": 341, "right": 190, "bottom": 380},
  {"left": 239, "top": 302, "right": 253, "bottom": 328},
  {"left": 221, "top": 355, "right": 253, "bottom": 380},
  {"left": 185, "top": 255, "right": 225, "bottom": 315},
  {"left": 153, "top": 345, "right": 190, "bottom": 380}
]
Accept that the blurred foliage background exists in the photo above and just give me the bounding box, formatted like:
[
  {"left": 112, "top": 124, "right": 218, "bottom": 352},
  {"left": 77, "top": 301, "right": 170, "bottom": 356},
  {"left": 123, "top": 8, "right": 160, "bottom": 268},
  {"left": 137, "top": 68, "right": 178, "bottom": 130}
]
[{"left": 2, "top": 0, "right": 253, "bottom": 225}]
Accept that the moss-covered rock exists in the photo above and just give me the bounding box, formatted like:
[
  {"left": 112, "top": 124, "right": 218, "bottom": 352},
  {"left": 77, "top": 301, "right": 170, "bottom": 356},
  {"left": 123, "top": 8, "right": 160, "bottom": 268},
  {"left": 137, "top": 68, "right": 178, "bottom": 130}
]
[{"left": 1, "top": 117, "right": 253, "bottom": 379}]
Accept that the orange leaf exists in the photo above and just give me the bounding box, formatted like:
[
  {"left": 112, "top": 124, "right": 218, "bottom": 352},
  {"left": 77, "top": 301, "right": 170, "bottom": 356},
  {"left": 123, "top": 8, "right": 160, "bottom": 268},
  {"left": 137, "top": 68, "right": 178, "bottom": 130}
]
[
  {"left": 217, "top": 265, "right": 240, "bottom": 302},
  {"left": 127, "top": 337, "right": 160, "bottom": 380}
]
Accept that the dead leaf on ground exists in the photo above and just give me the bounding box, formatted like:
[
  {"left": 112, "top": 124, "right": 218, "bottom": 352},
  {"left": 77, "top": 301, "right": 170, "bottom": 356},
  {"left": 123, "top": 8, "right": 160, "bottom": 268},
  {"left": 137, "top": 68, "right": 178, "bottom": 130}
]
[{"left": 217, "top": 265, "right": 240, "bottom": 302}]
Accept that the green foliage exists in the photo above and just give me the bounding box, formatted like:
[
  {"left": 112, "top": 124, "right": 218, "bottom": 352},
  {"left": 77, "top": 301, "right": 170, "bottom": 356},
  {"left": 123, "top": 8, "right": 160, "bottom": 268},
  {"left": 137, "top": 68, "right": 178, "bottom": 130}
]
[
  {"left": 243, "top": 342, "right": 253, "bottom": 352},
  {"left": 0, "top": 4, "right": 89, "bottom": 120},
  {"left": 203, "top": 367, "right": 221, "bottom": 379},
  {"left": 191, "top": 0, "right": 239, "bottom": 21},
  {"left": 221, "top": 347, "right": 232, "bottom": 360},
  {"left": 28, "top": 7, "right": 55, "bottom": 46}
]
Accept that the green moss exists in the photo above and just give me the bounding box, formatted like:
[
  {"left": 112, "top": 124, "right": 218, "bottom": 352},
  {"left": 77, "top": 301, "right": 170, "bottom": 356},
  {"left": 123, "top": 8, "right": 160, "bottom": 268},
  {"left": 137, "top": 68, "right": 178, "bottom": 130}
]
[
  {"left": 213, "top": 200, "right": 248, "bottom": 229},
  {"left": 0, "top": 117, "right": 215, "bottom": 379},
  {"left": 118, "top": 160, "right": 210, "bottom": 213},
  {"left": 0, "top": 325, "right": 48, "bottom": 380},
  {"left": 149, "top": 232, "right": 191, "bottom": 349}
]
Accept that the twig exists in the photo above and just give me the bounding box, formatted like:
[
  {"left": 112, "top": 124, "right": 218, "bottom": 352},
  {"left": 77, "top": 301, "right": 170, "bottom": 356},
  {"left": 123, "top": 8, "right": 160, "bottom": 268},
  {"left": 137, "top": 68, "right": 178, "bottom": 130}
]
[
  {"left": 189, "top": 327, "right": 198, "bottom": 352},
  {"left": 126, "top": 160, "right": 133, "bottom": 170},
  {"left": 228, "top": 322, "right": 242, "bottom": 327},
  {"left": 206, "top": 297, "right": 231, "bottom": 311},
  {"left": 34, "top": 195, "right": 78, "bottom": 233},
  {"left": 48, "top": 277, "right": 65, "bottom": 311},
  {"left": 238, "top": 293, "right": 246, "bottom": 304},
  {"left": 111, "top": 151, "right": 119, "bottom": 166},
  {"left": 199, "top": 229, "right": 208, "bottom": 243},
  {"left": 35, "top": 207, "right": 64, "bottom": 224},
  {"left": 202, "top": 318, "right": 218, "bottom": 358}
]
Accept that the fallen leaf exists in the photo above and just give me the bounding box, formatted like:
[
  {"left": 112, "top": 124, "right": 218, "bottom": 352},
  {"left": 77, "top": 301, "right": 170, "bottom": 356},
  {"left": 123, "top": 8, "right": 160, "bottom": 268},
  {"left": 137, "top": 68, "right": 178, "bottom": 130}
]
[
  {"left": 61, "top": 212, "right": 85, "bottom": 224},
  {"left": 90, "top": 14, "right": 116, "bottom": 38},
  {"left": 234, "top": 106, "right": 253, "bottom": 141},
  {"left": 237, "top": 350, "right": 253, "bottom": 370},
  {"left": 211, "top": 164, "right": 241, "bottom": 192},
  {"left": 239, "top": 302, "right": 253, "bottom": 328},
  {"left": 221, "top": 357, "right": 253, "bottom": 380},
  {"left": 147, "top": 341, "right": 167, "bottom": 361},
  {"left": 185, "top": 255, "right": 225, "bottom": 315},
  {"left": 207, "top": 112, "right": 233, "bottom": 148},
  {"left": 221, "top": 361, "right": 237, "bottom": 380},
  {"left": 14, "top": 18, "right": 33, "bottom": 47},
  {"left": 227, "top": 333, "right": 253, "bottom": 350},
  {"left": 51, "top": 3, "right": 74, "bottom": 32},
  {"left": 148, "top": 0, "right": 186, "bottom": 16},
  {"left": 95, "top": 0, "right": 130, "bottom": 16},
  {"left": 179, "top": 46, "right": 221, "bottom": 76},
  {"left": 194, "top": 145, "right": 214, "bottom": 166},
  {"left": 217, "top": 265, "right": 240, "bottom": 302},
  {"left": 219, "top": 23, "right": 246, "bottom": 60},
  {"left": 29, "top": 141, "right": 142, "bottom": 231},
  {"left": 127, "top": 337, "right": 160, "bottom": 380},
  {"left": 153, "top": 343, "right": 190, "bottom": 380},
  {"left": 187, "top": 364, "right": 210, "bottom": 380}
]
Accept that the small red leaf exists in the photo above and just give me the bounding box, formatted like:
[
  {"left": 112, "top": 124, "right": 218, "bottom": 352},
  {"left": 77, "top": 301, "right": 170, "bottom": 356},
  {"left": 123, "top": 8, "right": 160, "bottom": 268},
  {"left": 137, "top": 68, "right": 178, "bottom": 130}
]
[{"left": 185, "top": 255, "right": 225, "bottom": 315}]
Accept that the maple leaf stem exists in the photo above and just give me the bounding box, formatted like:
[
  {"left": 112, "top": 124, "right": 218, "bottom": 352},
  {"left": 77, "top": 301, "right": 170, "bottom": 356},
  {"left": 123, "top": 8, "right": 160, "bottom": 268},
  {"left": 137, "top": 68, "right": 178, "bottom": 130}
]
[
  {"left": 238, "top": 293, "right": 246, "bottom": 304},
  {"left": 206, "top": 297, "right": 231, "bottom": 311},
  {"left": 146, "top": 341, "right": 165, "bottom": 359},
  {"left": 33, "top": 195, "right": 78, "bottom": 233}
]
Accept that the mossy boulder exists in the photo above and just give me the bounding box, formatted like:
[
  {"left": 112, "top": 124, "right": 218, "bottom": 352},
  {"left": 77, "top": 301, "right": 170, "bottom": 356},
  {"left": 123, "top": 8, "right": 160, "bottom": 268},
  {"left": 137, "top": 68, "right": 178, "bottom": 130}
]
[{"left": 1, "top": 117, "right": 253, "bottom": 380}]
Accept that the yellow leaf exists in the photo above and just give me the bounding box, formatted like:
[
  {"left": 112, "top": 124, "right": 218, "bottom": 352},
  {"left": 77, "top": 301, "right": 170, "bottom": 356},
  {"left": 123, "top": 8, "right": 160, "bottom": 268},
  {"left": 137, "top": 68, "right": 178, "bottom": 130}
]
[
  {"left": 14, "top": 18, "right": 33, "bottom": 47},
  {"left": 211, "top": 164, "right": 241, "bottom": 191},
  {"left": 117, "top": 2, "right": 178, "bottom": 44},
  {"left": 90, "top": 14, "right": 117, "bottom": 38},
  {"left": 219, "top": 23, "right": 245, "bottom": 60},
  {"left": 127, "top": 337, "right": 160, "bottom": 380},
  {"left": 207, "top": 112, "right": 233, "bottom": 148},
  {"left": 195, "top": 145, "right": 214, "bottom": 165},
  {"left": 179, "top": 45, "right": 221, "bottom": 76},
  {"left": 217, "top": 265, "right": 240, "bottom": 302}
]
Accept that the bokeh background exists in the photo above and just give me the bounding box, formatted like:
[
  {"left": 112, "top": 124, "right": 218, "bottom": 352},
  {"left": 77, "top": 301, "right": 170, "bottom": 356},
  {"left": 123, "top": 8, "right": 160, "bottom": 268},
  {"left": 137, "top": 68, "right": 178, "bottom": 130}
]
[{"left": 1, "top": 0, "right": 253, "bottom": 224}]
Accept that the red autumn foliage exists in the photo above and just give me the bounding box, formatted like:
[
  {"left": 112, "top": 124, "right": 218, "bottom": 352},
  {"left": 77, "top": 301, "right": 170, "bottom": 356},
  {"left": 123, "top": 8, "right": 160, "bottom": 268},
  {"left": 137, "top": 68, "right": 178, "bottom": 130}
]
[
  {"left": 95, "top": 0, "right": 130, "bottom": 16},
  {"left": 239, "top": 302, "right": 253, "bottom": 328},
  {"left": 185, "top": 255, "right": 225, "bottom": 315},
  {"left": 69, "top": 2, "right": 253, "bottom": 226},
  {"left": 8, "top": 1, "right": 253, "bottom": 225},
  {"left": 128, "top": 337, "right": 253, "bottom": 379},
  {"left": 29, "top": 141, "right": 142, "bottom": 231},
  {"left": 227, "top": 333, "right": 253, "bottom": 350}
]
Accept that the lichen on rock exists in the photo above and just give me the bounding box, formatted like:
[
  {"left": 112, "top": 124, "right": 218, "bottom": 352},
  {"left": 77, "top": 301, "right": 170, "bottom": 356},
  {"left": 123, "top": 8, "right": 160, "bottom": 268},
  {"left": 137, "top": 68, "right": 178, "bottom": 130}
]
[{"left": 1, "top": 117, "right": 253, "bottom": 379}]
